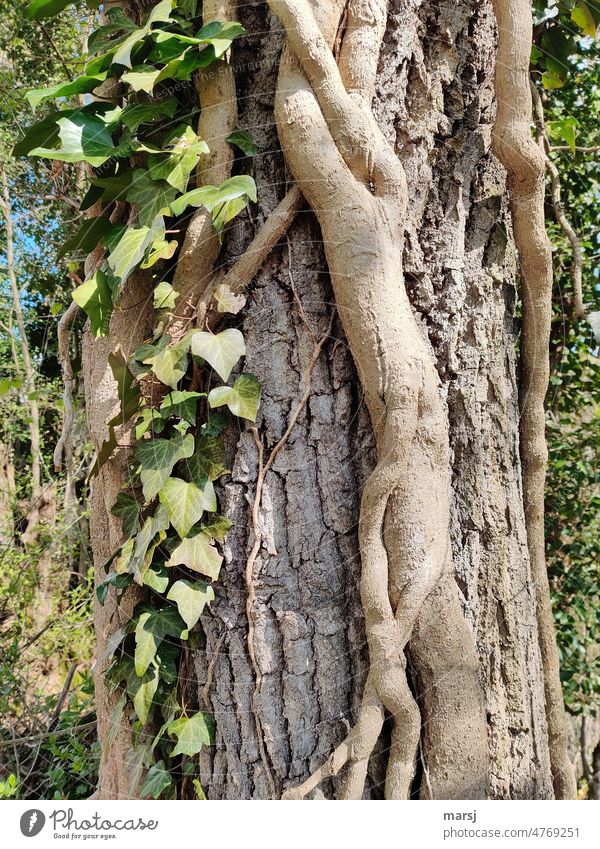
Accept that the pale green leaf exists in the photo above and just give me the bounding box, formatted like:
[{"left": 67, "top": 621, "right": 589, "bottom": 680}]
[
  {"left": 191, "top": 328, "right": 246, "bottom": 381},
  {"left": 166, "top": 531, "right": 223, "bottom": 580},
  {"left": 208, "top": 373, "right": 261, "bottom": 422},
  {"left": 113, "top": 0, "right": 174, "bottom": 68},
  {"left": 168, "top": 712, "right": 213, "bottom": 757},
  {"left": 542, "top": 71, "right": 565, "bottom": 90},
  {"left": 122, "top": 66, "right": 162, "bottom": 93},
  {"left": 107, "top": 224, "right": 152, "bottom": 282},
  {"left": 213, "top": 282, "right": 246, "bottom": 315},
  {"left": 170, "top": 175, "right": 257, "bottom": 234},
  {"left": 159, "top": 477, "right": 216, "bottom": 538},
  {"left": 143, "top": 334, "right": 191, "bottom": 389},
  {"left": 154, "top": 281, "right": 177, "bottom": 311},
  {"left": 572, "top": 2, "right": 597, "bottom": 38},
  {"left": 167, "top": 579, "right": 214, "bottom": 630},
  {"left": 131, "top": 666, "right": 159, "bottom": 726},
  {"left": 72, "top": 269, "right": 112, "bottom": 337}
]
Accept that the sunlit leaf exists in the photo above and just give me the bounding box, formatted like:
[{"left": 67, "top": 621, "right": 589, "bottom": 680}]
[
  {"left": 166, "top": 531, "right": 223, "bottom": 580},
  {"left": 167, "top": 579, "right": 214, "bottom": 630},
  {"left": 159, "top": 477, "right": 216, "bottom": 538},
  {"left": 191, "top": 328, "right": 246, "bottom": 382},
  {"left": 26, "top": 72, "right": 108, "bottom": 110},
  {"left": 208, "top": 373, "right": 261, "bottom": 422},
  {"left": 72, "top": 269, "right": 112, "bottom": 337},
  {"left": 168, "top": 712, "right": 213, "bottom": 757}
]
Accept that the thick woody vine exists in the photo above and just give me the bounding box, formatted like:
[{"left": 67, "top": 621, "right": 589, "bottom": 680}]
[{"left": 15, "top": 0, "right": 579, "bottom": 800}]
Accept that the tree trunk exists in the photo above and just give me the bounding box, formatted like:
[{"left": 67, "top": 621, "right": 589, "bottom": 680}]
[
  {"left": 188, "top": 0, "right": 553, "bottom": 799},
  {"left": 86, "top": 0, "right": 563, "bottom": 799}
]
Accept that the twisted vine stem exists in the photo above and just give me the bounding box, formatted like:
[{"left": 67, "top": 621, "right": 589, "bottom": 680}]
[
  {"left": 268, "top": 0, "right": 468, "bottom": 799},
  {"left": 490, "top": 0, "right": 576, "bottom": 800}
]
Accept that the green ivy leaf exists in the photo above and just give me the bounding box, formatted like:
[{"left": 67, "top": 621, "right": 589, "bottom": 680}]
[
  {"left": 135, "top": 408, "right": 165, "bottom": 440},
  {"left": 182, "top": 434, "right": 228, "bottom": 482},
  {"left": 201, "top": 411, "right": 229, "bottom": 437},
  {"left": 126, "top": 170, "right": 178, "bottom": 226},
  {"left": 58, "top": 215, "right": 116, "bottom": 260},
  {"left": 72, "top": 269, "right": 113, "bottom": 337},
  {"left": 571, "top": 2, "right": 597, "bottom": 38},
  {"left": 107, "top": 219, "right": 158, "bottom": 283},
  {"left": 97, "top": 571, "right": 132, "bottom": 606},
  {"left": 140, "top": 760, "right": 173, "bottom": 799},
  {"left": 29, "top": 113, "right": 118, "bottom": 167},
  {"left": 541, "top": 70, "right": 566, "bottom": 90},
  {"left": 108, "top": 349, "right": 141, "bottom": 424},
  {"left": 208, "top": 373, "right": 261, "bottom": 422},
  {"left": 142, "top": 333, "right": 192, "bottom": 390},
  {"left": 26, "top": 72, "right": 108, "bottom": 110},
  {"left": 111, "top": 0, "right": 175, "bottom": 69},
  {"left": 135, "top": 432, "right": 195, "bottom": 502},
  {"left": 159, "top": 477, "right": 216, "bottom": 538},
  {"left": 143, "top": 562, "right": 170, "bottom": 594},
  {"left": 154, "top": 281, "right": 177, "bottom": 311},
  {"left": 170, "top": 175, "right": 257, "bottom": 234},
  {"left": 134, "top": 605, "right": 187, "bottom": 677},
  {"left": 168, "top": 712, "right": 213, "bottom": 757},
  {"left": 121, "top": 66, "right": 163, "bottom": 93},
  {"left": 141, "top": 237, "right": 178, "bottom": 269},
  {"left": 191, "top": 328, "right": 246, "bottom": 381},
  {"left": 166, "top": 579, "right": 214, "bottom": 630},
  {"left": 147, "top": 125, "right": 209, "bottom": 193},
  {"left": 121, "top": 98, "right": 178, "bottom": 132},
  {"left": 25, "top": 0, "right": 86, "bottom": 20},
  {"left": 200, "top": 515, "right": 232, "bottom": 543},
  {"left": 193, "top": 20, "right": 246, "bottom": 57},
  {"left": 87, "top": 8, "right": 139, "bottom": 55},
  {"left": 193, "top": 779, "right": 207, "bottom": 800},
  {"left": 111, "top": 493, "right": 141, "bottom": 538},
  {"left": 547, "top": 116, "right": 580, "bottom": 153},
  {"left": 226, "top": 129, "right": 258, "bottom": 156},
  {"left": 125, "top": 505, "right": 170, "bottom": 582},
  {"left": 160, "top": 391, "right": 203, "bottom": 425},
  {"left": 130, "top": 665, "right": 160, "bottom": 725},
  {"left": 166, "top": 531, "right": 223, "bottom": 580}
]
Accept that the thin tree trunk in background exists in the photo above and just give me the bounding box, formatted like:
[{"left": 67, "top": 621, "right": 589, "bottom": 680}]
[
  {"left": 0, "top": 439, "right": 15, "bottom": 542},
  {"left": 0, "top": 168, "right": 43, "bottom": 538}
]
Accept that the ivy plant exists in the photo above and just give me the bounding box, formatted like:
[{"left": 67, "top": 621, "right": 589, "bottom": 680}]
[{"left": 17, "top": 0, "right": 261, "bottom": 799}]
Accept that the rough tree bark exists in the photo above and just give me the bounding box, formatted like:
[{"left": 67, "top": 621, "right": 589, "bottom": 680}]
[{"left": 86, "top": 0, "right": 572, "bottom": 799}]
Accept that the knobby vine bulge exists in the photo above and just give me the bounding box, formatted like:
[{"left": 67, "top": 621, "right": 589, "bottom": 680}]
[{"left": 15, "top": 0, "right": 575, "bottom": 800}]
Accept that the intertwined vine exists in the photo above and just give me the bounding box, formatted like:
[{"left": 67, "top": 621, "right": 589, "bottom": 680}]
[{"left": 17, "top": 0, "right": 259, "bottom": 799}]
